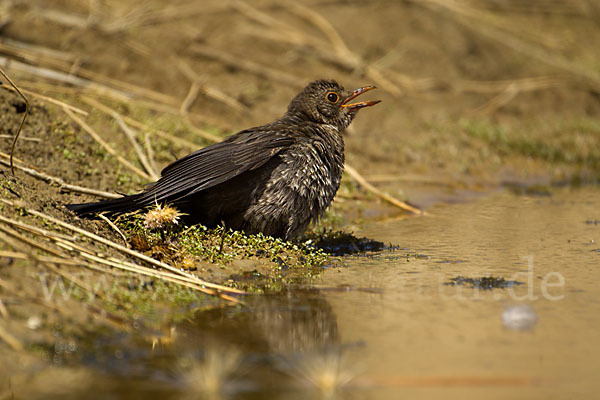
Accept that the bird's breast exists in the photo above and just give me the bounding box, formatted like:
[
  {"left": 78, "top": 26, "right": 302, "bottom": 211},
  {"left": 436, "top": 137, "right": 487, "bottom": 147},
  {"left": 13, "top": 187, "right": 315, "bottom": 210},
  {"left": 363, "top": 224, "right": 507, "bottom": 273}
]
[{"left": 281, "top": 128, "right": 344, "bottom": 212}]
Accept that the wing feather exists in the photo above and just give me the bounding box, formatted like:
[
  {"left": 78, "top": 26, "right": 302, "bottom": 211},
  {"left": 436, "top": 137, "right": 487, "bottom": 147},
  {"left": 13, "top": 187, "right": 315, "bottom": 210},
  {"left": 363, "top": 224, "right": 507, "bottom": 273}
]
[{"left": 140, "top": 129, "right": 295, "bottom": 203}]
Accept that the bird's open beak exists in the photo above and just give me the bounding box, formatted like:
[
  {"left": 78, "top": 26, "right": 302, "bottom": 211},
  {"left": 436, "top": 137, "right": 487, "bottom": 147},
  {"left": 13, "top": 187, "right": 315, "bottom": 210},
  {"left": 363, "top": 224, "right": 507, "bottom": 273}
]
[{"left": 341, "top": 86, "right": 381, "bottom": 110}]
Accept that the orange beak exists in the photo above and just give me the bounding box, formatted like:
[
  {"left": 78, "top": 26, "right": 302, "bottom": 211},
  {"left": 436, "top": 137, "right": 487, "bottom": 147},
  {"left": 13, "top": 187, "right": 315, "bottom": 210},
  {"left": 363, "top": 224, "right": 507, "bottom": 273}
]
[{"left": 341, "top": 86, "right": 381, "bottom": 110}]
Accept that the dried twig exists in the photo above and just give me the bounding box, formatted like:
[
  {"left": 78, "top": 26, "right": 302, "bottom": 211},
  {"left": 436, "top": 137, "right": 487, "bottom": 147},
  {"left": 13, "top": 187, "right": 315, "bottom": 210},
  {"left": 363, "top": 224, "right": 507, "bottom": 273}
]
[
  {"left": 344, "top": 164, "right": 422, "bottom": 215},
  {"left": 0, "top": 66, "right": 29, "bottom": 175}
]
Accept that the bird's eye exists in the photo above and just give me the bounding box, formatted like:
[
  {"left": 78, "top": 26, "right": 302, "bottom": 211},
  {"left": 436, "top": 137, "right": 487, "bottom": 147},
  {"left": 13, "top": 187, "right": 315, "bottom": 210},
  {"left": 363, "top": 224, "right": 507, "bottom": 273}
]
[{"left": 326, "top": 92, "right": 339, "bottom": 103}]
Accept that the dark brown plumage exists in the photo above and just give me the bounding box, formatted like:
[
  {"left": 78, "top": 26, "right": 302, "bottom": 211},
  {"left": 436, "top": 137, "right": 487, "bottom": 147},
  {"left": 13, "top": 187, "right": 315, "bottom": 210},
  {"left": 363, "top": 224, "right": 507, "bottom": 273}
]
[{"left": 66, "top": 79, "right": 380, "bottom": 240}]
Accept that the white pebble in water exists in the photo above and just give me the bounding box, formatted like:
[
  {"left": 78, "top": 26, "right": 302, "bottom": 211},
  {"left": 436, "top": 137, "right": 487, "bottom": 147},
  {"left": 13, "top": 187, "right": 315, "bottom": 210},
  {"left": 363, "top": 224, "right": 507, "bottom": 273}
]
[
  {"left": 27, "top": 315, "right": 42, "bottom": 330},
  {"left": 502, "top": 305, "right": 538, "bottom": 331}
]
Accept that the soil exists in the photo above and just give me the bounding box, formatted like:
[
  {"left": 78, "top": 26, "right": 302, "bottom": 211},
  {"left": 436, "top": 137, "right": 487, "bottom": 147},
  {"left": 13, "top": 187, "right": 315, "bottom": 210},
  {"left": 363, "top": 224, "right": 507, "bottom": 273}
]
[{"left": 1, "top": 0, "right": 600, "bottom": 394}]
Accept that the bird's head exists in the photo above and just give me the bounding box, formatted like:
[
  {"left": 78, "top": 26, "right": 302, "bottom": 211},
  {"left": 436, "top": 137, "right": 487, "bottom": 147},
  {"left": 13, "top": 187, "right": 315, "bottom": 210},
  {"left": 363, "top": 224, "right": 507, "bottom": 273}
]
[{"left": 286, "top": 79, "right": 380, "bottom": 131}]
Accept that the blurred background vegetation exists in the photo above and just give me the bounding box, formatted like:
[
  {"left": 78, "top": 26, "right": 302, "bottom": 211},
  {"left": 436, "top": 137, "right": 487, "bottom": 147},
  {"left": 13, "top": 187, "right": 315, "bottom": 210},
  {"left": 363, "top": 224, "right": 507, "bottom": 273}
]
[{"left": 1, "top": 0, "right": 599, "bottom": 206}]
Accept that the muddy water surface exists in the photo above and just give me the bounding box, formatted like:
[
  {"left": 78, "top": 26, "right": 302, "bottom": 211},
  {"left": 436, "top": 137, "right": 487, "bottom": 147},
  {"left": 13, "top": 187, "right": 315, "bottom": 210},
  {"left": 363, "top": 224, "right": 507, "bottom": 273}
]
[
  {"left": 316, "top": 186, "right": 600, "bottom": 399},
  {"left": 20, "top": 187, "right": 600, "bottom": 399}
]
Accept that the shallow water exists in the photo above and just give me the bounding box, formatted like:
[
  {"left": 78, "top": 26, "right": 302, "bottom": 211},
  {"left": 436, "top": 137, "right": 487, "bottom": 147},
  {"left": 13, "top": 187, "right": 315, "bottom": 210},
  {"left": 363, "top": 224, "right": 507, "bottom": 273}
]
[
  {"left": 15, "top": 187, "right": 600, "bottom": 399},
  {"left": 316, "top": 186, "right": 600, "bottom": 399}
]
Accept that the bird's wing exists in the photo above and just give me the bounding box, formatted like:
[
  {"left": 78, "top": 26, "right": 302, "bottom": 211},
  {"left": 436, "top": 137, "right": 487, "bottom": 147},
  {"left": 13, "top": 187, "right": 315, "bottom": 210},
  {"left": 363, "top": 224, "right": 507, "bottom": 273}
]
[{"left": 144, "top": 130, "right": 295, "bottom": 202}]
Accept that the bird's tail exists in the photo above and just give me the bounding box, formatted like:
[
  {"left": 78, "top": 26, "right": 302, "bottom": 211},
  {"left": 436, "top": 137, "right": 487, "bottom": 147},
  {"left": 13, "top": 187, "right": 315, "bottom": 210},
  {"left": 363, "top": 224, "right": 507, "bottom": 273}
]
[{"left": 66, "top": 193, "right": 148, "bottom": 218}]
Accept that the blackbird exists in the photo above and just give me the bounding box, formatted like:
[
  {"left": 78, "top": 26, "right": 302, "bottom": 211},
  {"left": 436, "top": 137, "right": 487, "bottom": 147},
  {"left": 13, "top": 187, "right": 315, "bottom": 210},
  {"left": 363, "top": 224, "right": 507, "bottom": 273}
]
[{"left": 67, "top": 79, "right": 380, "bottom": 240}]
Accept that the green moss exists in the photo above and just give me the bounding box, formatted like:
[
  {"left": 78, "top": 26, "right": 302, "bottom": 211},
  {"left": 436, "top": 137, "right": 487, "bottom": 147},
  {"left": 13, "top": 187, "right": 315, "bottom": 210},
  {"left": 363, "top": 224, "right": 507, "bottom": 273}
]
[
  {"left": 61, "top": 148, "right": 74, "bottom": 160},
  {"left": 115, "top": 210, "right": 337, "bottom": 293}
]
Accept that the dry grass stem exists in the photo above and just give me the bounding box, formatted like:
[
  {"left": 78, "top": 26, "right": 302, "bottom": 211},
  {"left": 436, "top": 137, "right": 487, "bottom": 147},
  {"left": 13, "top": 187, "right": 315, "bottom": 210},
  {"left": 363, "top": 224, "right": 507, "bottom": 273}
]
[
  {"left": 201, "top": 85, "right": 248, "bottom": 113},
  {"left": 288, "top": 3, "right": 360, "bottom": 68},
  {"left": 344, "top": 164, "right": 422, "bottom": 215},
  {"left": 4, "top": 82, "right": 90, "bottom": 115},
  {"left": 144, "top": 132, "right": 160, "bottom": 175},
  {"left": 449, "top": 0, "right": 568, "bottom": 50},
  {"left": 180, "top": 81, "right": 201, "bottom": 116},
  {"left": 1, "top": 52, "right": 180, "bottom": 107},
  {"left": 0, "top": 250, "right": 104, "bottom": 268},
  {"left": 471, "top": 83, "right": 519, "bottom": 115},
  {"left": 0, "top": 299, "right": 8, "bottom": 319},
  {"left": 0, "top": 135, "right": 39, "bottom": 142},
  {"left": 0, "top": 222, "right": 70, "bottom": 259},
  {"left": 469, "top": 0, "right": 590, "bottom": 16},
  {"left": 0, "top": 38, "right": 79, "bottom": 77},
  {"left": 19, "top": 87, "right": 87, "bottom": 115},
  {"left": 363, "top": 65, "right": 404, "bottom": 96},
  {"left": 0, "top": 323, "right": 23, "bottom": 351},
  {"left": 0, "top": 151, "right": 120, "bottom": 199},
  {"left": 112, "top": 113, "right": 160, "bottom": 179},
  {"left": 62, "top": 106, "right": 152, "bottom": 180},
  {"left": 419, "top": 0, "right": 600, "bottom": 90},
  {"left": 191, "top": 44, "right": 303, "bottom": 89},
  {"left": 80, "top": 96, "right": 199, "bottom": 150},
  {"left": 0, "top": 40, "right": 77, "bottom": 75},
  {"left": 0, "top": 207, "right": 242, "bottom": 303},
  {"left": 0, "top": 66, "right": 29, "bottom": 174},
  {"left": 457, "top": 76, "right": 563, "bottom": 93},
  {"left": 470, "top": 77, "right": 560, "bottom": 115},
  {"left": 237, "top": 3, "right": 402, "bottom": 96},
  {"left": 182, "top": 119, "right": 223, "bottom": 143},
  {"left": 0, "top": 250, "right": 29, "bottom": 259},
  {"left": 31, "top": 7, "right": 92, "bottom": 30},
  {"left": 75, "top": 67, "right": 178, "bottom": 105},
  {"left": 0, "top": 198, "right": 244, "bottom": 296},
  {"left": 33, "top": 2, "right": 230, "bottom": 32},
  {"left": 121, "top": 3, "right": 231, "bottom": 27},
  {"left": 29, "top": 4, "right": 174, "bottom": 35},
  {"left": 289, "top": 5, "right": 401, "bottom": 95},
  {"left": 97, "top": 213, "right": 130, "bottom": 248},
  {"left": 177, "top": 59, "right": 249, "bottom": 114},
  {"left": 0, "top": 56, "right": 125, "bottom": 101}
]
